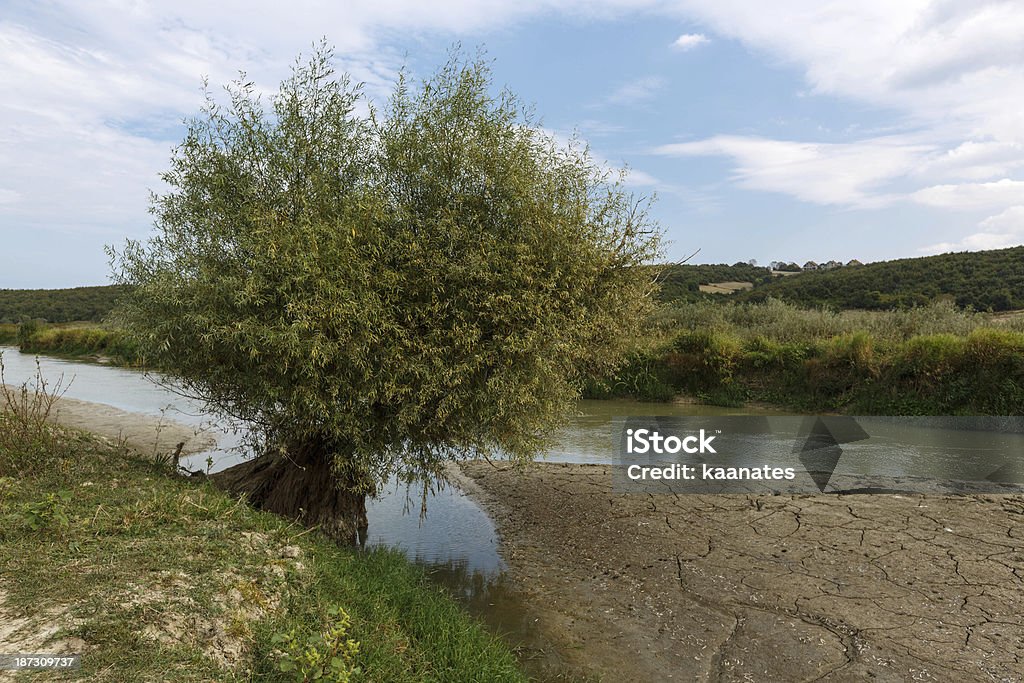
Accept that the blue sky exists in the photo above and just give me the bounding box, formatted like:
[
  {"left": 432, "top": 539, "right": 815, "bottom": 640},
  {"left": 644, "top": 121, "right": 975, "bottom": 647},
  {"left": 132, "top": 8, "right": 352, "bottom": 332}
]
[{"left": 3, "top": 1, "right": 1024, "bottom": 287}]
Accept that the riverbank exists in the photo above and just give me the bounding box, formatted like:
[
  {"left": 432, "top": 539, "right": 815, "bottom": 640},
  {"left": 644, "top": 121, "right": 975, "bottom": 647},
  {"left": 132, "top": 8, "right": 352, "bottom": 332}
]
[
  {"left": 587, "top": 300, "right": 1024, "bottom": 414},
  {"left": 1, "top": 395, "right": 527, "bottom": 681},
  {"left": 2, "top": 384, "right": 214, "bottom": 460},
  {"left": 457, "top": 460, "right": 1024, "bottom": 681},
  {"left": 2, "top": 324, "right": 138, "bottom": 366}
]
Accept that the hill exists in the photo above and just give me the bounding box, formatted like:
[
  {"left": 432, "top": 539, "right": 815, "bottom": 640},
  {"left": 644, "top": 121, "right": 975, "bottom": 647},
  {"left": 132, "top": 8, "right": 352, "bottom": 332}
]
[
  {"left": 736, "top": 246, "right": 1024, "bottom": 311},
  {"left": 0, "top": 285, "right": 129, "bottom": 323},
  {"left": 656, "top": 262, "right": 773, "bottom": 302},
  {"left": 7, "top": 245, "right": 1024, "bottom": 324}
]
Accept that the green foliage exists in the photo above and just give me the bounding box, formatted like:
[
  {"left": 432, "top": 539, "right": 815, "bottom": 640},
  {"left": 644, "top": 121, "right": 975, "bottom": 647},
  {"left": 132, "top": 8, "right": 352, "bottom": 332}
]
[
  {"left": 108, "top": 45, "right": 660, "bottom": 486},
  {"left": 17, "top": 317, "right": 39, "bottom": 345},
  {"left": 581, "top": 349, "right": 676, "bottom": 402},
  {"left": 738, "top": 246, "right": 1024, "bottom": 311},
  {"left": 0, "top": 285, "right": 130, "bottom": 324},
  {"left": 654, "top": 298, "right": 1008, "bottom": 343},
  {"left": 598, "top": 299, "right": 1024, "bottom": 414},
  {"left": 271, "top": 605, "right": 361, "bottom": 682},
  {"left": 655, "top": 262, "right": 772, "bottom": 303},
  {"left": 666, "top": 330, "right": 742, "bottom": 389},
  {"left": 9, "top": 490, "right": 71, "bottom": 532},
  {"left": 16, "top": 324, "right": 139, "bottom": 363}
]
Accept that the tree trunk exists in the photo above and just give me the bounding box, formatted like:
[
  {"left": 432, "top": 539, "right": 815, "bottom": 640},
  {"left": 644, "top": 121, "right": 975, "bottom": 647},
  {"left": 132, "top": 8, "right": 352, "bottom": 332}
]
[{"left": 211, "top": 439, "right": 369, "bottom": 545}]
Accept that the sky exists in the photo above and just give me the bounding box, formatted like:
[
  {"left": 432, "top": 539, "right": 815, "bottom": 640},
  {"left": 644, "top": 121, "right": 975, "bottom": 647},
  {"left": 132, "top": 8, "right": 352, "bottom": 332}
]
[{"left": 2, "top": 1, "right": 1024, "bottom": 288}]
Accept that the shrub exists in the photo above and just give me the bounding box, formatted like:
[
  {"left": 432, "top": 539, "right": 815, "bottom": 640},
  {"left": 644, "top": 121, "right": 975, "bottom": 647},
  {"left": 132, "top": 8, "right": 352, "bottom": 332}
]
[{"left": 0, "top": 354, "right": 75, "bottom": 478}]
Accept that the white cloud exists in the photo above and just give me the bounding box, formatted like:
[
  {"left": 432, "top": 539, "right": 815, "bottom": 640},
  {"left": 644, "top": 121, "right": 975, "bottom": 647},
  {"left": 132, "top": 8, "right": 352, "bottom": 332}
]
[
  {"left": 921, "top": 205, "right": 1024, "bottom": 253},
  {"left": 911, "top": 179, "right": 1024, "bottom": 210},
  {"left": 671, "top": 33, "right": 709, "bottom": 51},
  {"left": 10, "top": 0, "right": 1024, "bottom": 283},
  {"left": 668, "top": 0, "right": 1024, "bottom": 134},
  {"left": 654, "top": 135, "right": 931, "bottom": 207},
  {"left": 651, "top": 1, "right": 1024, "bottom": 250},
  {"left": 915, "top": 141, "right": 1024, "bottom": 182}
]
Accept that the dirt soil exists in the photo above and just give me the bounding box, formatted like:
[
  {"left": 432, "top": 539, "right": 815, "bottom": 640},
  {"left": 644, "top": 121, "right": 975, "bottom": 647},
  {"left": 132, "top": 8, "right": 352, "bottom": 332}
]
[{"left": 457, "top": 461, "right": 1024, "bottom": 682}]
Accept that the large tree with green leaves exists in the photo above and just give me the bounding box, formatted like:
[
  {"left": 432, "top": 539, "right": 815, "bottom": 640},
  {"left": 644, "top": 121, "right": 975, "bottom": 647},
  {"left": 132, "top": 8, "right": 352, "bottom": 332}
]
[{"left": 110, "top": 45, "right": 661, "bottom": 542}]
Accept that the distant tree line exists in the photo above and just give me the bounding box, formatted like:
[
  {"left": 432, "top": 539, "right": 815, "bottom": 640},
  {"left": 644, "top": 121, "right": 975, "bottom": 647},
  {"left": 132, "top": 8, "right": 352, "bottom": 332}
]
[
  {"left": 7, "top": 245, "right": 1024, "bottom": 326},
  {"left": 0, "top": 285, "right": 130, "bottom": 323},
  {"left": 656, "top": 263, "right": 774, "bottom": 302},
  {"left": 737, "top": 246, "right": 1024, "bottom": 311}
]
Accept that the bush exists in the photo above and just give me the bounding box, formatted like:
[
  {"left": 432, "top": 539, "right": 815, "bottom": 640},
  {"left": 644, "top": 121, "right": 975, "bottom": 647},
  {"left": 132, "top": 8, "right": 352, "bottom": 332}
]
[
  {"left": 595, "top": 299, "right": 1024, "bottom": 413},
  {"left": 0, "top": 354, "right": 75, "bottom": 478}
]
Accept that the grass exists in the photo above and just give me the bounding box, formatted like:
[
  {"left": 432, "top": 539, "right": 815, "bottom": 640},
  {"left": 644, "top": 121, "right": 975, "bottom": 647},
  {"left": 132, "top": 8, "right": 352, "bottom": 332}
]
[
  {"left": 7, "top": 321, "right": 140, "bottom": 365},
  {"left": 0, "top": 377, "right": 527, "bottom": 682},
  {"left": 0, "top": 322, "right": 16, "bottom": 345},
  {"left": 588, "top": 299, "right": 1024, "bottom": 414}
]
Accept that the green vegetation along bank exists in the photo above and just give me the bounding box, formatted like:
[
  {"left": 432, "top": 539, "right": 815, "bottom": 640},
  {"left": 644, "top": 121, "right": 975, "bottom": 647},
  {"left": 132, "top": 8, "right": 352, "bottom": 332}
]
[
  {"left": 0, "top": 383, "right": 527, "bottom": 682},
  {"left": 587, "top": 299, "right": 1024, "bottom": 414},
  {"left": 1, "top": 321, "right": 138, "bottom": 365}
]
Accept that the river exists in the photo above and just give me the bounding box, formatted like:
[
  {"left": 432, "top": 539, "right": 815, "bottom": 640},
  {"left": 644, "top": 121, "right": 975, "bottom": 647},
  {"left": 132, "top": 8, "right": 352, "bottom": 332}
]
[{"left": 3, "top": 346, "right": 1022, "bottom": 676}]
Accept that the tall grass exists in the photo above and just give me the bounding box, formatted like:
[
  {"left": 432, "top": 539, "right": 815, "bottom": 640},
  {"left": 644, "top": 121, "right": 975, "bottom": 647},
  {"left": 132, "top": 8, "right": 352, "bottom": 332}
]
[
  {"left": 650, "top": 298, "right": 1021, "bottom": 343},
  {"left": 13, "top": 323, "right": 139, "bottom": 364},
  {"left": 0, "top": 353, "right": 74, "bottom": 478},
  {"left": 592, "top": 299, "right": 1024, "bottom": 414}
]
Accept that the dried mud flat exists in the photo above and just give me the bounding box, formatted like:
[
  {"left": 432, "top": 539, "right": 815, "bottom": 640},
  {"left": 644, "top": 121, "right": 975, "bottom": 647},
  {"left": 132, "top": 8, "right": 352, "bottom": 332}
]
[{"left": 457, "top": 461, "right": 1024, "bottom": 682}]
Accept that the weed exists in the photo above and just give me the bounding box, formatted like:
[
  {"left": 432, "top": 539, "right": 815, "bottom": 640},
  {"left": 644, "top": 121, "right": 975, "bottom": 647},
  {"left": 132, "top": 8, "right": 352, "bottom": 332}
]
[{"left": 271, "top": 605, "right": 361, "bottom": 682}]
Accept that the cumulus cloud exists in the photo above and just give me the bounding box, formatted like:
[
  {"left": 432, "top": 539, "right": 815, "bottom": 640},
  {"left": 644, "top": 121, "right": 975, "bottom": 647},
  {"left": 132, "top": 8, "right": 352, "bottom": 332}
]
[
  {"left": 671, "top": 33, "right": 709, "bottom": 50},
  {"left": 922, "top": 205, "right": 1024, "bottom": 253},
  {"left": 911, "top": 179, "right": 1024, "bottom": 210}
]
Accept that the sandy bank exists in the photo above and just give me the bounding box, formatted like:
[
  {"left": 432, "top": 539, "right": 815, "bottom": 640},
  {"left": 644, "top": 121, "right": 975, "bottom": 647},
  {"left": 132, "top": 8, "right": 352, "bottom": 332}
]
[
  {"left": 458, "top": 460, "right": 1024, "bottom": 682},
  {"left": 3, "top": 384, "right": 216, "bottom": 460}
]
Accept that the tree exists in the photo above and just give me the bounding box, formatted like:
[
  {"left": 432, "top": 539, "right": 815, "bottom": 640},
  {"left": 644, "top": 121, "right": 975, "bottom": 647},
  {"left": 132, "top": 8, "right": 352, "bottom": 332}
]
[{"left": 109, "top": 45, "right": 661, "bottom": 543}]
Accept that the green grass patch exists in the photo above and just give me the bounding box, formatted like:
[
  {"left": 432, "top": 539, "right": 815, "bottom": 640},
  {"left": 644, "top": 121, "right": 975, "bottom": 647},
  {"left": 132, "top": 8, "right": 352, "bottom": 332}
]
[
  {"left": 0, "top": 323, "right": 16, "bottom": 345},
  {"left": 11, "top": 322, "right": 140, "bottom": 365},
  {"left": 0, "top": 386, "right": 527, "bottom": 682}
]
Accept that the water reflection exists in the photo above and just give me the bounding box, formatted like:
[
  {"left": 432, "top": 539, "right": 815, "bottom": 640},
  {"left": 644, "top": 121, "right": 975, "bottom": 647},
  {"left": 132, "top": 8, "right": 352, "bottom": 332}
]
[
  {"left": 365, "top": 479, "right": 503, "bottom": 572},
  {"left": 422, "top": 559, "right": 573, "bottom": 681}
]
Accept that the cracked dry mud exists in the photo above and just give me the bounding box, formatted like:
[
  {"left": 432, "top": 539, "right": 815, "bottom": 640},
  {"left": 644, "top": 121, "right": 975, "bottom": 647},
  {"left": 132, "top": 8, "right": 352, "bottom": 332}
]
[{"left": 458, "top": 461, "right": 1024, "bottom": 682}]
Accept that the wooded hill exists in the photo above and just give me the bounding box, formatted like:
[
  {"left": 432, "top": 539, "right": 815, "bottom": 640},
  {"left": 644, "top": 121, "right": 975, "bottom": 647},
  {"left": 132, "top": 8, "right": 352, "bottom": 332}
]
[
  {"left": 0, "top": 285, "right": 129, "bottom": 323},
  {"left": 655, "top": 263, "right": 774, "bottom": 303},
  {"left": 736, "top": 246, "right": 1024, "bottom": 311},
  {"left": 6, "top": 245, "right": 1024, "bottom": 322}
]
